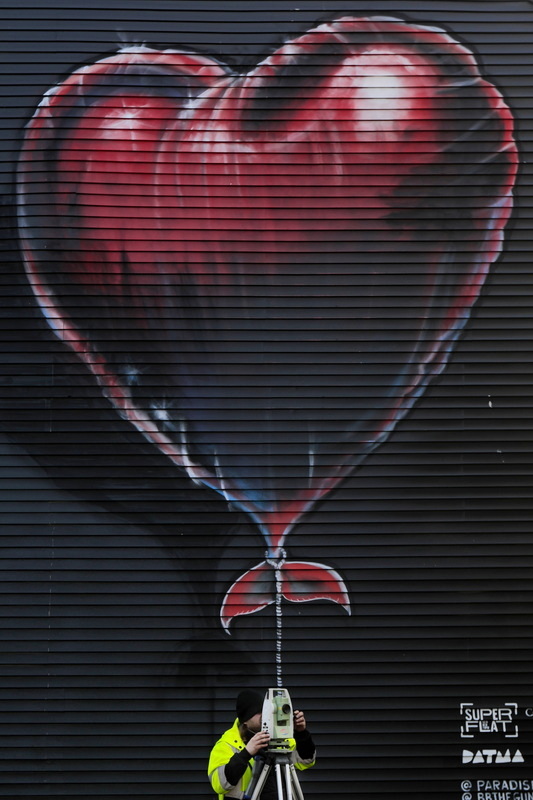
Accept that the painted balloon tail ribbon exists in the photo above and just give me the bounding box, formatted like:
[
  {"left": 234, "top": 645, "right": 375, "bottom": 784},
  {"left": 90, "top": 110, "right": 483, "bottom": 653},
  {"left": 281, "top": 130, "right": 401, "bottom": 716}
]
[{"left": 220, "top": 554, "right": 350, "bottom": 632}]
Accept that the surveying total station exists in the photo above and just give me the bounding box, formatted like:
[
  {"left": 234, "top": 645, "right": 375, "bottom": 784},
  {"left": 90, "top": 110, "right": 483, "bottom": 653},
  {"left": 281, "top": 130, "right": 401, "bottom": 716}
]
[{"left": 244, "top": 688, "right": 305, "bottom": 800}]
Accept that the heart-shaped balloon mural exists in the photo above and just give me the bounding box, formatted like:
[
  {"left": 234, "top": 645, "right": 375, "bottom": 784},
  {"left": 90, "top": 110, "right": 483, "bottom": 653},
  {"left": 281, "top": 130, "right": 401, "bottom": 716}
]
[{"left": 17, "top": 17, "right": 517, "bottom": 645}]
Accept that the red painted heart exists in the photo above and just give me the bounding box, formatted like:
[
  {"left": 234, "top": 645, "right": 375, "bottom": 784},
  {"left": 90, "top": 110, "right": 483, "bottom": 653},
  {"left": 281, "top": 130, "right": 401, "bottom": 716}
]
[{"left": 17, "top": 16, "right": 517, "bottom": 626}]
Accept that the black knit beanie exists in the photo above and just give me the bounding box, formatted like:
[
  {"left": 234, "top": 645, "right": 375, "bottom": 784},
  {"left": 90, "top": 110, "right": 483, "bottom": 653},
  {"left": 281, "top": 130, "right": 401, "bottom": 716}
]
[{"left": 236, "top": 690, "right": 263, "bottom": 724}]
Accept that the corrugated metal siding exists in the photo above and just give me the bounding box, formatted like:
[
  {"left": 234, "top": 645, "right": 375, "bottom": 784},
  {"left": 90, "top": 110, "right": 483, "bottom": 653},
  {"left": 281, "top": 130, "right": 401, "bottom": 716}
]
[{"left": 1, "top": 1, "right": 532, "bottom": 799}]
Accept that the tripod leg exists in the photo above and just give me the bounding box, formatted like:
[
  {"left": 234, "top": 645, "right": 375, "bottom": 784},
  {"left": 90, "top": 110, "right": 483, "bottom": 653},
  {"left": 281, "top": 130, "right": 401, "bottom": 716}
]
[
  {"left": 249, "top": 762, "right": 272, "bottom": 800},
  {"left": 288, "top": 764, "right": 305, "bottom": 800},
  {"left": 275, "top": 761, "right": 285, "bottom": 800},
  {"left": 284, "top": 762, "right": 292, "bottom": 800}
]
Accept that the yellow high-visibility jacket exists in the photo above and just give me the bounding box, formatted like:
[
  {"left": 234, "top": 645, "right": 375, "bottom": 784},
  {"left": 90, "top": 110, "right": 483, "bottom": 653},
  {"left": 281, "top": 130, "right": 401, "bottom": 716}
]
[{"left": 207, "top": 718, "right": 316, "bottom": 799}]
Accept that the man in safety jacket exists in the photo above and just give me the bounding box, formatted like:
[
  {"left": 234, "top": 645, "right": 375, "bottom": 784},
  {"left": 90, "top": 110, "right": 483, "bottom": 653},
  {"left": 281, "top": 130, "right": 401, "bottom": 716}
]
[{"left": 208, "top": 689, "right": 316, "bottom": 800}]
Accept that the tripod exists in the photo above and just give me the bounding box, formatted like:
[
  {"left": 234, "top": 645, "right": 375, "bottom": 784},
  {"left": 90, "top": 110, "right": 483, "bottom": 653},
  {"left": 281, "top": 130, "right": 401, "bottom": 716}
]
[{"left": 246, "top": 750, "right": 305, "bottom": 800}]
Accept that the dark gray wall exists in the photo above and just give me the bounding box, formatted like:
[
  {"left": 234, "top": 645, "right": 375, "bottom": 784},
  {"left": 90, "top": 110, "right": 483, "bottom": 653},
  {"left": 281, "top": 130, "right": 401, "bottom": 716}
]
[{"left": 1, "top": 2, "right": 532, "bottom": 799}]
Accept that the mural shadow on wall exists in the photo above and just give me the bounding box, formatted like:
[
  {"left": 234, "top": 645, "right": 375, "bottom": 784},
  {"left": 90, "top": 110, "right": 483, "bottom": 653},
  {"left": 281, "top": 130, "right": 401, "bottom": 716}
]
[{"left": 0, "top": 198, "right": 267, "bottom": 688}]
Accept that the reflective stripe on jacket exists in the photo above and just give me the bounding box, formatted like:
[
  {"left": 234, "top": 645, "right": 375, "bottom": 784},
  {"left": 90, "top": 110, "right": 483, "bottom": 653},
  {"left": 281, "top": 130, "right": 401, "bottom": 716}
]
[{"left": 207, "top": 718, "right": 316, "bottom": 799}]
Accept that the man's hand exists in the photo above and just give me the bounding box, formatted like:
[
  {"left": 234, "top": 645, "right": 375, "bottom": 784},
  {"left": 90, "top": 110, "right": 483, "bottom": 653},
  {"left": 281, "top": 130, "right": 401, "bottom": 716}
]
[
  {"left": 293, "top": 710, "right": 306, "bottom": 732},
  {"left": 245, "top": 731, "right": 270, "bottom": 756}
]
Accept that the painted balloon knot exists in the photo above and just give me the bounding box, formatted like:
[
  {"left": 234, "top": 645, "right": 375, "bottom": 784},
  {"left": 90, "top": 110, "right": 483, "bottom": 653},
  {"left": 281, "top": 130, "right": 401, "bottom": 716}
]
[{"left": 266, "top": 548, "right": 286, "bottom": 569}]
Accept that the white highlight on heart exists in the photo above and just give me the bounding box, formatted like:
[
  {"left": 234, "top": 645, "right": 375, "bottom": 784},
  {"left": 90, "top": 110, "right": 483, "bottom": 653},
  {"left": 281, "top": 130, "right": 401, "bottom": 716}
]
[
  {"left": 100, "top": 102, "right": 153, "bottom": 143},
  {"left": 354, "top": 56, "right": 414, "bottom": 138}
]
